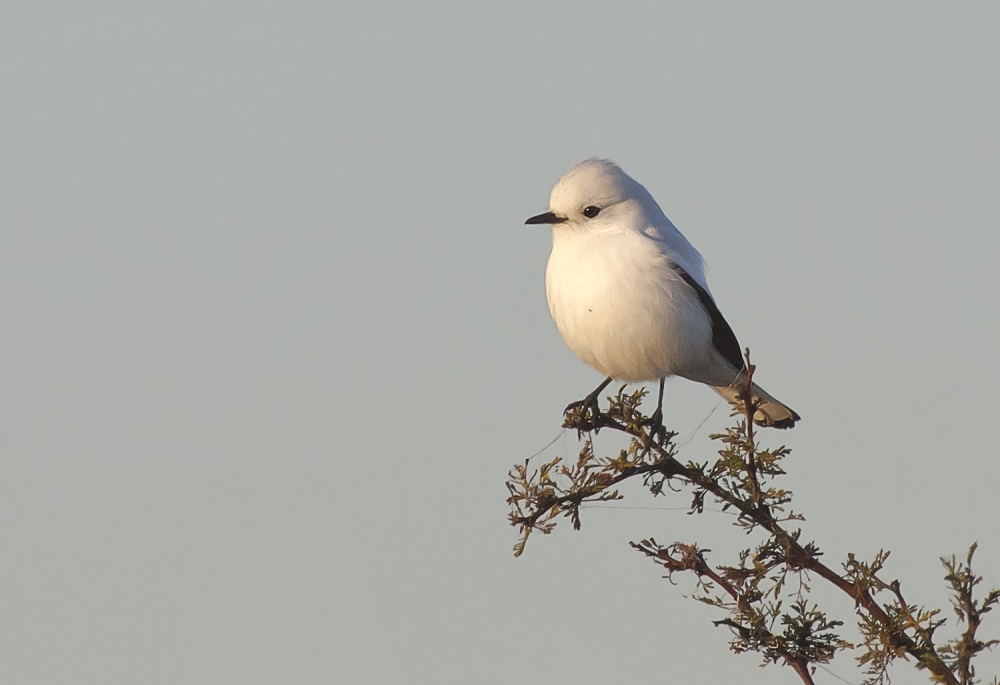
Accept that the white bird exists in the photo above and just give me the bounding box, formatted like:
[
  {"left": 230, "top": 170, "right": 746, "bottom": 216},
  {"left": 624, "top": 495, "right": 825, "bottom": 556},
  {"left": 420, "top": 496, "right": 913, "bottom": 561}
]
[{"left": 526, "top": 158, "right": 799, "bottom": 429}]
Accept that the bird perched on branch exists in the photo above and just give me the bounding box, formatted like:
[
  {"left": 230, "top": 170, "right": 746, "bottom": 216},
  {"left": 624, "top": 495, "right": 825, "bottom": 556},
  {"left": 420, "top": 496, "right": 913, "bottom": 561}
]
[{"left": 526, "top": 158, "right": 799, "bottom": 429}]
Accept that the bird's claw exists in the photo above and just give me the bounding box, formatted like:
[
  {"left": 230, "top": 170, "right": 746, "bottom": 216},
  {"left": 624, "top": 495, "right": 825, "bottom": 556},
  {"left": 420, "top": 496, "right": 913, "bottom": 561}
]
[
  {"left": 563, "top": 392, "right": 602, "bottom": 428},
  {"left": 642, "top": 408, "right": 668, "bottom": 444}
]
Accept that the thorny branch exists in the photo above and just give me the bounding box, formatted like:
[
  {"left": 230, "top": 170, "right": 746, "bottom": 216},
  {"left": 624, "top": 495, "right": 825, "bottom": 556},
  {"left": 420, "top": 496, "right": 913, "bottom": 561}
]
[{"left": 506, "top": 351, "right": 998, "bottom": 685}]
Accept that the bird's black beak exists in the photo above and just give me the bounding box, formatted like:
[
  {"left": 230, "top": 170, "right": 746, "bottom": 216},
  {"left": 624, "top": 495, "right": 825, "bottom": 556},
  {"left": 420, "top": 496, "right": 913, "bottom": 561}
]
[{"left": 524, "top": 211, "right": 567, "bottom": 225}]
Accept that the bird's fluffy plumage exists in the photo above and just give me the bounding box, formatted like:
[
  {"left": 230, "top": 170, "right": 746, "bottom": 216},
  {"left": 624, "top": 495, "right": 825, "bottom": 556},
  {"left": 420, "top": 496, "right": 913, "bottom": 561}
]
[{"left": 535, "top": 158, "right": 799, "bottom": 428}]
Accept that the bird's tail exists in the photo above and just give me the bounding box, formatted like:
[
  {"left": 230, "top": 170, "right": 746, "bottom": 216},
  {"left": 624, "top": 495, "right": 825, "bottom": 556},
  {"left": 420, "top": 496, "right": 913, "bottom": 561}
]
[{"left": 711, "top": 381, "right": 800, "bottom": 429}]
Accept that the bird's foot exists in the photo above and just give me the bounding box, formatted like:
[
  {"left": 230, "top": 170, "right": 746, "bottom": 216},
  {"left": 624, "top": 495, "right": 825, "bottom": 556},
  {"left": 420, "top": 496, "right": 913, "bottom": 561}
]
[
  {"left": 563, "top": 391, "right": 603, "bottom": 429},
  {"left": 642, "top": 407, "right": 668, "bottom": 445}
]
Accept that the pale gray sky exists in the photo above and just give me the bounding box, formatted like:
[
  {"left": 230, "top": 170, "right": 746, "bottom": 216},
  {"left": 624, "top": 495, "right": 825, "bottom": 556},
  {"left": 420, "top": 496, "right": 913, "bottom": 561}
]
[{"left": 2, "top": 2, "right": 999, "bottom": 684}]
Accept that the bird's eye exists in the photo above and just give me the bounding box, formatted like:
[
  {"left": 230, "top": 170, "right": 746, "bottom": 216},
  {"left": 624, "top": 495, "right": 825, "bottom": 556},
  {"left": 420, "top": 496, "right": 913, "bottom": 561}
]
[{"left": 583, "top": 205, "right": 601, "bottom": 218}]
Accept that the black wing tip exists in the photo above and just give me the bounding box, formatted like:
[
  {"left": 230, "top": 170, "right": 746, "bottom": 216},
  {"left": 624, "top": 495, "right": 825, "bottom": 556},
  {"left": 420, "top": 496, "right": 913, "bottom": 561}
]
[
  {"left": 769, "top": 417, "right": 798, "bottom": 430},
  {"left": 757, "top": 411, "right": 801, "bottom": 430}
]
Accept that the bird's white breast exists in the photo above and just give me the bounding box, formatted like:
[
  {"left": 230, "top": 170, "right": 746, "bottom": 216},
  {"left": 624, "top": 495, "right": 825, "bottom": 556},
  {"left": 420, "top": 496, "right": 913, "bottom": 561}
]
[{"left": 545, "top": 227, "right": 715, "bottom": 383}]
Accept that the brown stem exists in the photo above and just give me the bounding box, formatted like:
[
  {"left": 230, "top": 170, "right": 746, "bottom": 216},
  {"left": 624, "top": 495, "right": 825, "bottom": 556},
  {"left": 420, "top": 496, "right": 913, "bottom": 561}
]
[
  {"left": 951, "top": 554, "right": 979, "bottom": 685},
  {"left": 787, "top": 659, "right": 817, "bottom": 685},
  {"left": 511, "top": 452, "right": 686, "bottom": 530},
  {"left": 738, "top": 350, "right": 762, "bottom": 499},
  {"left": 649, "top": 544, "right": 817, "bottom": 685},
  {"left": 553, "top": 404, "right": 961, "bottom": 685}
]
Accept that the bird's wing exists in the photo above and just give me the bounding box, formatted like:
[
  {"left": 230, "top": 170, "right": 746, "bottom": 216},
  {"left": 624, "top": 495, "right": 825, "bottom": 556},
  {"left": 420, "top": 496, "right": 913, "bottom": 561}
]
[
  {"left": 671, "top": 264, "right": 746, "bottom": 373},
  {"left": 643, "top": 222, "right": 708, "bottom": 292}
]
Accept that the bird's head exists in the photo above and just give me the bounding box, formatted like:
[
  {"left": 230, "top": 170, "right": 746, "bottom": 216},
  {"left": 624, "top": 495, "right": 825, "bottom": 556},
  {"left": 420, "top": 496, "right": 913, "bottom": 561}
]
[{"left": 524, "top": 158, "right": 657, "bottom": 230}]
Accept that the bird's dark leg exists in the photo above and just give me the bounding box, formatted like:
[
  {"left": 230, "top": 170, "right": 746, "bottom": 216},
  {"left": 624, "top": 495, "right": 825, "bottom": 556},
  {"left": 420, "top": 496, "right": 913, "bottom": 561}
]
[
  {"left": 564, "top": 376, "right": 613, "bottom": 421},
  {"left": 642, "top": 378, "right": 667, "bottom": 442}
]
